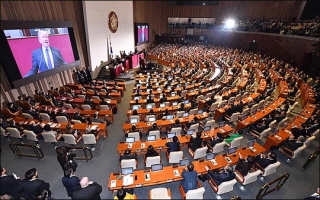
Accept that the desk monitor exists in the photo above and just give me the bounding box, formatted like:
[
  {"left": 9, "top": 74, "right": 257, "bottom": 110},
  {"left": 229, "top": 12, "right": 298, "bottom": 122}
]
[
  {"left": 121, "top": 167, "right": 133, "bottom": 175},
  {"left": 184, "top": 100, "right": 190, "bottom": 104},
  {"left": 157, "top": 87, "right": 162, "bottom": 91},
  {"left": 218, "top": 121, "right": 225, "bottom": 128},
  {"left": 205, "top": 153, "right": 216, "bottom": 161},
  {"left": 171, "top": 93, "right": 176, "bottom": 97},
  {"left": 148, "top": 117, "right": 156, "bottom": 122},
  {"left": 185, "top": 83, "right": 189, "bottom": 86},
  {"left": 203, "top": 126, "right": 211, "bottom": 132},
  {"left": 227, "top": 147, "right": 237, "bottom": 155},
  {"left": 160, "top": 103, "right": 166, "bottom": 108},
  {"left": 189, "top": 89, "right": 194, "bottom": 93},
  {"left": 147, "top": 135, "right": 156, "bottom": 141},
  {"left": 126, "top": 137, "right": 135, "bottom": 143},
  {"left": 198, "top": 110, "right": 203, "bottom": 114},
  {"left": 177, "top": 85, "right": 180, "bottom": 88},
  {"left": 164, "top": 81, "right": 168, "bottom": 85},
  {"left": 241, "top": 115, "right": 248, "bottom": 121},
  {"left": 187, "top": 130, "right": 194, "bottom": 135},
  {"left": 151, "top": 164, "right": 163, "bottom": 172},
  {"left": 159, "top": 94, "right": 163, "bottom": 99},
  {"left": 172, "top": 102, "right": 178, "bottom": 106},
  {"left": 130, "top": 118, "right": 138, "bottom": 124},
  {"left": 251, "top": 110, "right": 257, "bottom": 115},
  {"left": 219, "top": 103, "right": 225, "bottom": 108},
  {"left": 132, "top": 105, "right": 141, "bottom": 110},
  {"left": 229, "top": 98, "right": 235, "bottom": 104},
  {"left": 136, "top": 84, "right": 141, "bottom": 87},
  {"left": 183, "top": 113, "right": 189, "bottom": 117},
  {"left": 168, "top": 132, "right": 176, "bottom": 139},
  {"left": 147, "top": 89, "right": 151, "bottom": 93},
  {"left": 166, "top": 115, "right": 174, "bottom": 120},
  {"left": 247, "top": 140, "right": 255, "bottom": 148},
  {"left": 146, "top": 104, "right": 153, "bottom": 109},
  {"left": 167, "top": 86, "right": 171, "bottom": 90},
  {"left": 156, "top": 82, "right": 159, "bottom": 86},
  {"left": 179, "top": 159, "right": 190, "bottom": 167},
  {"left": 274, "top": 129, "right": 279, "bottom": 134}
]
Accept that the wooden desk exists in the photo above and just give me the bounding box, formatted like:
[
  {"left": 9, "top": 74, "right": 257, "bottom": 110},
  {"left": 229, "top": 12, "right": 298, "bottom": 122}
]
[
  {"left": 278, "top": 80, "right": 288, "bottom": 98},
  {"left": 75, "top": 90, "right": 122, "bottom": 103},
  {"left": 257, "top": 79, "right": 266, "bottom": 94},
  {"left": 69, "top": 98, "right": 118, "bottom": 108},
  {"left": 107, "top": 143, "right": 265, "bottom": 191},
  {"left": 129, "top": 96, "right": 180, "bottom": 109},
  {"left": 123, "top": 113, "right": 210, "bottom": 134},
  {"left": 263, "top": 103, "right": 316, "bottom": 151},
  {"left": 235, "top": 97, "right": 286, "bottom": 131},
  {"left": 13, "top": 116, "right": 108, "bottom": 137}
]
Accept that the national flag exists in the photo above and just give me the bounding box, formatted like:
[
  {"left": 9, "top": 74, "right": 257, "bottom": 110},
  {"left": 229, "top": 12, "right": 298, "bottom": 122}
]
[{"left": 109, "top": 34, "right": 113, "bottom": 58}]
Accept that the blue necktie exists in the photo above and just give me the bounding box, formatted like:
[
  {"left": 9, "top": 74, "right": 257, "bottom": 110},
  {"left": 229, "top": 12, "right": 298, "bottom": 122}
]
[{"left": 46, "top": 48, "right": 53, "bottom": 69}]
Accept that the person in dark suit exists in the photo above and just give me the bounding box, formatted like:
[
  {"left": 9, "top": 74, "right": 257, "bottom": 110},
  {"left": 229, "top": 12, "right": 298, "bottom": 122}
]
[
  {"left": 280, "top": 135, "right": 305, "bottom": 156},
  {"left": 146, "top": 96, "right": 154, "bottom": 103},
  {"left": 56, "top": 146, "right": 77, "bottom": 173},
  {"left": 73, "top": 111, "right": 87, "bottom": 123},
  {"left": 55, "top": 108, "right": 70, "bottom": 119},
  {"left": 25, "top": 121, "right": 43, "bottom": 135},
  {"left": 165, "top": 136, "right": 180, "bottom": 153},
  {"left": 145, "top": 145, "right": 159, "bottom": 158},
  {"left": 146, "top": 123, "right": 160, "bottom": 135},
  {"left": 159, "top": 94, "right": 167, "bottom": 103},
  {"left": 0, "top": 166, "right": 21, "bottom": 199},
  {"left": 72, "top": 177, "right": 102, "bottom": 200},
  {"left": 62, "top": 168, "right": 80, "bottom": 198},
  {"left": 303, "top": 188, "right": 320, "bottom": 200},
  {"left": 7, "top": 119, "right": 24, "bottom": 132},
  {"left": 198, "top": 164, "right": 235, "bottom": 185},
  {"left": 291, "top": 125, "right": 309, "bottom": 139},
  {"left": 125, "top": 125, "right": 142, "bottom": 138},
  {"left": 119, "top": 149, "right": 138, "bottom": 162},
  {"left": 17, "top": 168, "right": 51, "bottom": 199},
  {"left": 189, "top": 131, "right": 203, "bottom": 152},
  {"left": 83, "top": 96, "right": 94, "bottom": 108},
  {"left": 254, "top": 152, "right": 277, "bottom": 169},
  {"left": 205, "top": 133, "right": 224, "bottom": 148},
  {"left": 235, "top": 153, "right": 255, "bottom": 176},
  {"left": 24, "top": 30, "right": 66, "bottom": 78},
  {"left": 180, "top": 163, "right": 198, "bottom": 192},
  {"left": 186, "top": 116, "right": 200, "bottom": 129}
]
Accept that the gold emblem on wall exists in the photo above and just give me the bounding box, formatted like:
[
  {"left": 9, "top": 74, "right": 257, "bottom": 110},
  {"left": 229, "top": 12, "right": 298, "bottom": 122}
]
[{"left": 108, "top": 11, "right": 118, "bottom": 33}]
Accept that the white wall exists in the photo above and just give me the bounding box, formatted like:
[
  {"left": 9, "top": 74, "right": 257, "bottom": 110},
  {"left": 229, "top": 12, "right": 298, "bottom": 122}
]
[{"left": 83, "top": 1, "right": 134, "bottom": 78}]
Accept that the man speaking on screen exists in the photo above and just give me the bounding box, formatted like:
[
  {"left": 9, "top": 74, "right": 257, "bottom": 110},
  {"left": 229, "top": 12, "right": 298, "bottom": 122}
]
[{"left": 24, "top": 30, "right": 66, "bottom": 78}]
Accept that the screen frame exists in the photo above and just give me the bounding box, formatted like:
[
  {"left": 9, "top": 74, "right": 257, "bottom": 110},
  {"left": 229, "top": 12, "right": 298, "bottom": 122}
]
[
  {"left": 126, "top": 137, "right": 135, "bottom": 143},
  {"left": 205, "top": 153, "right": 216, "bottom": 161},
  {"left": 134, "top": 23, "right": 149, "bottom": 46},
  {"left": 0, "top": 20, "right": 79, "bottom": 88},
  {"left": 227, "top": 147, "right": 237, "bottom": 155},
  {"left": 151, "top": 164, "right": 163, "bottom": 172},
  {"left": 121, "top": 167, "right": 133, "bottom": 175},
  {"left": 167, "top": 132, "right": 176, "bottom": 139},
  {"left": 179, "top": 159, "right": 190, "bottom": 166},
  {"left": 247, "top": 140, "right": 255, "bottom": 148}
]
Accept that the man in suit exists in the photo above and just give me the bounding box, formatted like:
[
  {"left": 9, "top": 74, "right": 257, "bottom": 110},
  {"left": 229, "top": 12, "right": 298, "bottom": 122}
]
[
  {"left": 62, "top": 168, "right": 80, "bottom": 198},
  {"left": 0, "top": 166, "right": 21, "bottom": 199},
  {"left": 73, "top": 111, "right": 87, "bottom": 123},
  {"left": 24, "top": 30, "right": 66, "bottom": 78},
  {"left": 119, "top": 149, "right": 138, "bottom": 162},
  {"left": 254, "top": 152, "right": 277, "bottom": 169},
  {"left": 199, "top": 164, "right": 235, "bottom": 184},
  {"left": 165, "top": 136, "right": 180, "bottom": 153},
  {"left": 235, "top": 153, "right": 255, "bottom": 176},
  {"left": 17, "top": 168, "right": 51, "bottom": 199},
  {"left": 280, "top": 135, "right": 305, "bottom": 156},
  {"left": 181, "top": 163, "right": 198, "bottom": 192},
  {"left": 189, "top": 131, "right": 203, "bottom": 152},
  {"left": 25, "top": 121, "right": 43, "bottom": 135},
  {"left": 72, "top": 177, "right": 102, "bottom": 200},
  {"left": 206, "top": 133, "right": 224, "bottom": 149}
]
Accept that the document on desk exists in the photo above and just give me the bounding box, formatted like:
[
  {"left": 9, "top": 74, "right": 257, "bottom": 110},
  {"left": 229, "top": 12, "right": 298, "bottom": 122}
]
[
  {"left": 173, "top": 170, "right": 180, "bottom": 177},
  {"left": 123, "top": 175, "right": 133, "bottom": 186},
  {"left": 110, "top": 180, "right": 117, "bottom": 188}
]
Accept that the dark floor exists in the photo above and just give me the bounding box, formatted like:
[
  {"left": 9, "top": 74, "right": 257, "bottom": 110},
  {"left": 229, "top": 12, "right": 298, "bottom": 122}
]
[{"left": 1, "top": 77, "right": 319, "bottom": 200}]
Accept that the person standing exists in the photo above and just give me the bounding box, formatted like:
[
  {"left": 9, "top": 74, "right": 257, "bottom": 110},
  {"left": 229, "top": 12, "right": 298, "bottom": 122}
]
[
  {"left": 56, "top": 146, "right": 78, "bottom": 173},
  {"left": 17, "top": 168, "right": 51, "bottom": 199},
  {"left": 0, "top": 166, "right": 21, "bottom": 199},
  {"left": 72, "top": 177, "right": 102, "bottom": 200},
  {"left": 180, "top": 163, "right": 198, "bottom": 192},
  {"left": 62, "top": 168, "right": 80, "bottom": 198}
]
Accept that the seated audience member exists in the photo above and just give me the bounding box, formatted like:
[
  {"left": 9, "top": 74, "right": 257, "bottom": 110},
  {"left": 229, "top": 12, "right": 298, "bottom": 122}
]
[
  {"left": 198, "top": 164, "right": 235, "bottom": 184},
  {"left": 145, "top": 145, "right": 159, "bottom": 158},
  {"left": 25, "top": 121, "right": 43, "bottom": 135},
  {"left": 114, "top": 188, "right": 136, "bottom": 200},
  {"left": 55, "top": 108, "right": 70, "bottom": 119},
  {"left": 166, "top": 136, "right": 180, "bottom": 153},
  {"left": 280, "top": 135, "right": 305, "bottom": 156},
  {"left": 0, "top": 118, "right": 8, "bottom": 129},
  {"left": 125, "top": 125, "right": 142, "bottom": 139},
  {"left": 159, "top": 109, "right": 169, "bottom": 120},
  {"left": 65, "top": 124, "right": 80, "bottom": 138},
  {"left": 180, "top": 163, "right": 198, "bottom": 192},
  {"left": 83, "top": 96, "right": 94, "bottom": 108},
  {"left": 42, "top": 124, "right": 57, "bottom": 136},
  {"left": 0, "top": 166, "right": 22, "bottom": 199},
  {"left": 202, "top": 112, "right": 214, "bottom": 126},
  {"left": 235, "top": 153, "right": 255, "bottom": 176},
  {"left": 7, "top": 102, "right": 21, "bottom": 115},
  {"left": 73, "top": 111, "right": 87, "bottom": 123},
  {"left": 91, "top": 113, "right": 105, "bottom": 124},
  {"left": 291, "top": 124, "right": 309, "bottom": 139},
  {"left": 306, "top": 120, "right": 319, "bottom": 135},
  {"left": 147, "top": 96, "right": 154, "bottom": 103},
  {"left": 254, "top": 152, "right": 277, "bottom": 169},
  {"left": 148, "top": 109, "right": 156, "bottom": 116},
  {"left": 105, "top": 92, "right": 113, "bottom": 100},
  {"left": 189, "top": 131, "right": 203, "bottom": 152},
  {"left": 178, "top": 103, "right": 186, "bottom": 112},
  {"left": 206, "top": 96, "right": 216, "bottom": 107},
  {"left": 134, "top": 91, "right": 142, "bottom": 97},
  {"left": 119, "top": 149, "right": 137, "bottom": 162},
  {"left": 186, "top": 116, "right": 200, "bottom": 129},
  {"left": 146, "top": 123, "right": 161, "bottom": 135},
  {"left": 7, "top": 120, "right": 24, "bottom": 132},
  {"left": 205, "top": 133, "right": 224, "bottom": 149},
  {"left": 159, "top": 94, "right": 167, "bottom": 103}
]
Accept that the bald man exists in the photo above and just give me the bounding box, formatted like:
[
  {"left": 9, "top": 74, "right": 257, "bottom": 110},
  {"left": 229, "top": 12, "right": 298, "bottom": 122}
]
[
  {"left": 24, "top": 30, "right": 66, "bottom": 78},
  {"left": 72, "top": 177, "right": 102, "bottom": 200}
]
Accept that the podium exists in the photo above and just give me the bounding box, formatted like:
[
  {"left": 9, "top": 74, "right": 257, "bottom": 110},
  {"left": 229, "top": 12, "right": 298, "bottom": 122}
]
[{"left": 109, "top": 63, "right": 123, "bottom": 80}]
